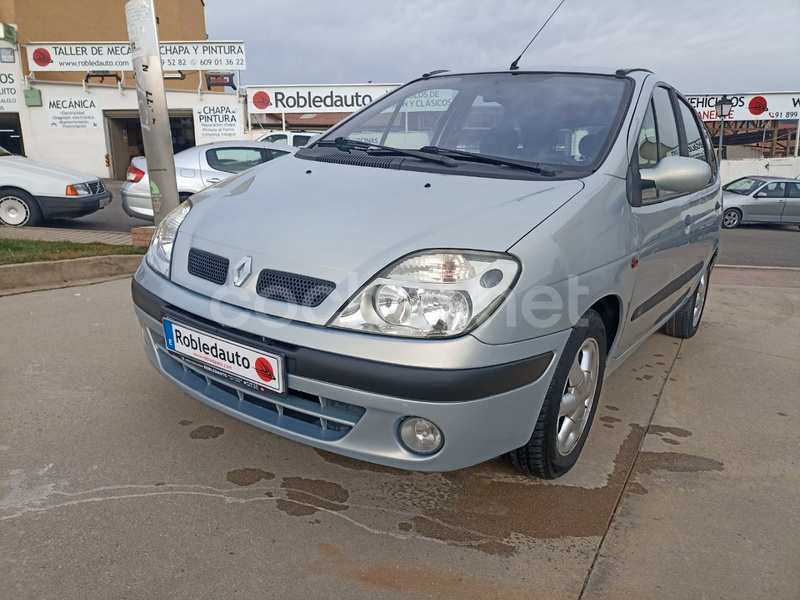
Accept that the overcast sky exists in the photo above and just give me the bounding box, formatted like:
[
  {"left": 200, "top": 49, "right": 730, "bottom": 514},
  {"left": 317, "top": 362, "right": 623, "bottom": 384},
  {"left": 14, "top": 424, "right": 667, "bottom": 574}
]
[{"left": 205, "top": 0, "right": 799, "bottom": 94}]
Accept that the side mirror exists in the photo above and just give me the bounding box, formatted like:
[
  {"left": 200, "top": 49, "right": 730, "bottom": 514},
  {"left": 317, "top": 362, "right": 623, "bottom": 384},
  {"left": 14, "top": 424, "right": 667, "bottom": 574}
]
[
  {"left": 754, "top": 192, "right": 767, "bottom": 198},
  {"left": 641, "top": 156, "right": 712, "bottom": 194}
]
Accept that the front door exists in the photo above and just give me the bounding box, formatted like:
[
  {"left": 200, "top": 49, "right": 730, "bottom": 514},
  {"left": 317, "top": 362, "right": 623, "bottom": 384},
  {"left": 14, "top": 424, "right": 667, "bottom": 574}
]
[{"left": 748, "top": 182, "right": 786, "bottom": 222}]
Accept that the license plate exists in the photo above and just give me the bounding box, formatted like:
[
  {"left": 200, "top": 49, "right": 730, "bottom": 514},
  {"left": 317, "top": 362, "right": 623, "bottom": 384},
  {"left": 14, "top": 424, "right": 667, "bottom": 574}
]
[{"left": 163, "top": 319, "right": 285, "bottom": 395}]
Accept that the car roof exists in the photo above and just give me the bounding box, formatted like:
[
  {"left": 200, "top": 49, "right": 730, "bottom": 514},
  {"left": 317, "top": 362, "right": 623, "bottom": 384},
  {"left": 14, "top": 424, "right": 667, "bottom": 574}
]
[
  {"left": 741, "top": 175, "right": 796, "bottom": 182},
  {"left": 423, "top": 66, "right": 652, "bottom": 80}
]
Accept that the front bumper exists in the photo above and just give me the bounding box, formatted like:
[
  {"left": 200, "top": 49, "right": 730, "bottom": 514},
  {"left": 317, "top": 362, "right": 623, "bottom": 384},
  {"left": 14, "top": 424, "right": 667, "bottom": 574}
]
[
  {"left": 36, "top": 190, "right": 112, "bottom": 219},
  {"left": 132, "top": 263, "right": 571, "bottom": 471}
]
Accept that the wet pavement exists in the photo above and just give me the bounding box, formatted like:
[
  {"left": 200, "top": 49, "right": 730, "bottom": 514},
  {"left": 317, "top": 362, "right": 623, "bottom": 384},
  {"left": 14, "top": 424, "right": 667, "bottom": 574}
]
[{"left": 1, "top": 272, "right": 798, "bottom": 599}]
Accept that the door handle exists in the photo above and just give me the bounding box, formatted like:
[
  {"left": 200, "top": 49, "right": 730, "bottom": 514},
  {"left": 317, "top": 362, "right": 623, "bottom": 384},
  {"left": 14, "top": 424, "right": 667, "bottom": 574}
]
[
  {"left": 207, "top": 178, "right": 221, "bottom": 183},
  {"left": 684, "top": 215, "right": 693, "bottom": 226}
]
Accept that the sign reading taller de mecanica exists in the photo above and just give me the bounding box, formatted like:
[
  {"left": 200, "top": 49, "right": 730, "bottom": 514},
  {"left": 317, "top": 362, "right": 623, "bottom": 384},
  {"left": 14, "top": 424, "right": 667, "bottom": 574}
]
[
  {"left": 25, "top": 41, "right": 246, "bottom": 71},
  {"left": 246, "top": 84, "right": 398, "bottom": 114}
]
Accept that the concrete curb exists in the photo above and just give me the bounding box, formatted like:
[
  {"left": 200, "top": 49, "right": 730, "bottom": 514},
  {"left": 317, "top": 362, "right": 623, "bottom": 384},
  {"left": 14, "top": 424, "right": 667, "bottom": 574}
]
[{"left": 0, "top": 255, "right": 144, "bottom": 296}]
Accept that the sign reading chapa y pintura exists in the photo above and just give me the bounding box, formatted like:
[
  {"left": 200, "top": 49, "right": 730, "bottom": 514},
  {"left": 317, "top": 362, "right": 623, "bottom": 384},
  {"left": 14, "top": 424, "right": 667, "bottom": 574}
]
[
  {"left": 25, "top": 41, "right": 246, "bottom": 72},
  {"left": 48, "top": 96, "right": 102, "bottom": 129},
  {"left": 193, "top": 104, "right": 242, "bottom": 138}
]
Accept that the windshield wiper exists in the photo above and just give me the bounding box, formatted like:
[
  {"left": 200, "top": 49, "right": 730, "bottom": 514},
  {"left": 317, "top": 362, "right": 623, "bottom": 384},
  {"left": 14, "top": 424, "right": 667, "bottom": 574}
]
[
  {"left": 316, "top": 137, "right": 458, "bottom": 167},
  {"left": 419, "top": 146, "right": 559, "bottom": 176}
]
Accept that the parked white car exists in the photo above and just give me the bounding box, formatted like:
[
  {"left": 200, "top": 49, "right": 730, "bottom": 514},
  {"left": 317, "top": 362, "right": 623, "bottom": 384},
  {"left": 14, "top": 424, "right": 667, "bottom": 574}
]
[
  {"left": 255, "top": 130, "right": 318, "bottom": 147},
  {"left": 122, "top": 141, "right": 294, "bottom": 221},
  {"left": 0, "top": 146, "right": 111, "bottom": 227}
]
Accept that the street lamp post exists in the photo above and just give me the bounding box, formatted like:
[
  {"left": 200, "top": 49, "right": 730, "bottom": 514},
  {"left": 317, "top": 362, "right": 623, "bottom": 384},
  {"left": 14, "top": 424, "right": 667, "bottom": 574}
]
[{"left": 715, "top": 95, "right": 734, "bottom": 159}]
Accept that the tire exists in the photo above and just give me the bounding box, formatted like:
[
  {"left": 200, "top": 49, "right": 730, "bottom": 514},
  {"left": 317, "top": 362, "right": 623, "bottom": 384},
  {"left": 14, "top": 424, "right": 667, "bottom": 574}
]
[
  {"left": 660, "top": 265, "right": 710, "bottom": 339},
  {"left": 722, "top": 208, "right": 741, "bottom": 229},
  {"left": 506, "top": 309, "right": 607, "bottom": 479},
  {"left": 0, "top": 189, "right": 42, "bottom": 227}
]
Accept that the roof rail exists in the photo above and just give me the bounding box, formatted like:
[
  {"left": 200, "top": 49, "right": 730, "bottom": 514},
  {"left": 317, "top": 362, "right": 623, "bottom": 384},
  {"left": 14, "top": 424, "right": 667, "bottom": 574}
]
[{"left": 615, "top": 68, "right": 654, "bottom": 77}]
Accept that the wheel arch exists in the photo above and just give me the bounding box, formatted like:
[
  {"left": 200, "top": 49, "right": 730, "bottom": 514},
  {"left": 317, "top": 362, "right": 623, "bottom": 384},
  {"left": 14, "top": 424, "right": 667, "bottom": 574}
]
[{"left": 588, "top": 294, "right": 622, "bottom": 357}]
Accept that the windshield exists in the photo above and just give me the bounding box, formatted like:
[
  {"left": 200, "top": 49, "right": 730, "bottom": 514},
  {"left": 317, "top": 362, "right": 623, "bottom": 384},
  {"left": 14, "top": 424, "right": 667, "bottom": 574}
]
[
  {"left": 723, "top": 177, "right": 764, "bottom": 195},
  {"left": 318, "top": 72, "right": 631, "bottom": 171}
]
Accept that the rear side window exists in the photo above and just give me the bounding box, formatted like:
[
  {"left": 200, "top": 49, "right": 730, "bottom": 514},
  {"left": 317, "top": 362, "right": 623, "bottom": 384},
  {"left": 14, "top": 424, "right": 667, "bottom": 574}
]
[
  {"left": 264, "top": 134, "right": 288, "bottom": 145},
  {"left": 292, "top": 135, "right": 311, "bottom": 147},
  {"left": 788, "top": 182, "right": 800, "bottom": 198},
  {"left": 206, "top": 147, "right": 267, "bottom": 173}
]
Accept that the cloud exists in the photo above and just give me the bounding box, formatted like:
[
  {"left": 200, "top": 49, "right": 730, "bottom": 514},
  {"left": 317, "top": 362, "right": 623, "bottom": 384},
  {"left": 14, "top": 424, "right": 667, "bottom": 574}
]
[{"left": 205, "top": 0, "right": 800, "bottom": 93}]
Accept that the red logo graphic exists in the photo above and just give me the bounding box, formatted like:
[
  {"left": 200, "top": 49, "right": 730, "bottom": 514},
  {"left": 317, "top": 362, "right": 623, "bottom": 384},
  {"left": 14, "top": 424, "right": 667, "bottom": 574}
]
[
  {"left": 254, "top": 357, "right": 275, "bottom": 383},
  {"left": 252, "top": 91, "right": 271, "bottom": 110},
  {"left": 748, "top": 96, "right": 768, "bottom": 116},
  {"left": 32, "top": 48, "right": 52, "bottom": 68}
]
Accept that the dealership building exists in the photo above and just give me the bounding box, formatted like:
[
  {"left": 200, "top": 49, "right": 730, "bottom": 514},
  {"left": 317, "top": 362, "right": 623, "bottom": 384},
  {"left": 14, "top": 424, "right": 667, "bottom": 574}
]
[{"left": 1, "top": 1, "right": 798, "bottom": 181}]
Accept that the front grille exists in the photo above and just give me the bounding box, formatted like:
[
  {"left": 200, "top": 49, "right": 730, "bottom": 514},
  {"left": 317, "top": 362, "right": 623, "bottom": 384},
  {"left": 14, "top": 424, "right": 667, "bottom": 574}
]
[
  {"left": 256, "top": 270, "right": 335, "bottom": 307},
  {"left": 88, "top": 180, "right": 105, "bottom": 195},
  {"left": 188, "top": 248, "right": 229, "bottom": 285},
  {"left": 148, "top": 326, "right": 365, "bottom": 441},
  {"left": 315, "top": 153, "right": 396, "bottom": 169}
]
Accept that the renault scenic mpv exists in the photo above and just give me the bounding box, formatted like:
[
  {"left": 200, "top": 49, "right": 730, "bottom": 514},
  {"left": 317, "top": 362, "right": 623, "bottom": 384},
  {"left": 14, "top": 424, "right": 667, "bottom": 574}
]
[{"left": 131, "top": 67, "right": 721, "bottom": 478}]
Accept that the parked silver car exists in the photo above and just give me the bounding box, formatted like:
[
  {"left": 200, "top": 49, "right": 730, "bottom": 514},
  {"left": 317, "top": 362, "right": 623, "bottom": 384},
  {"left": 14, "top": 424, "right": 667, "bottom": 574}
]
[
  {"left": 721, "top": 176, "right": 800, "bottom": 229},
  {"left": 131, "top": 67, "right": 721, "bottom": 478},
  {"left": 121, "top": 141, "right": 294, "bottom": 220}
]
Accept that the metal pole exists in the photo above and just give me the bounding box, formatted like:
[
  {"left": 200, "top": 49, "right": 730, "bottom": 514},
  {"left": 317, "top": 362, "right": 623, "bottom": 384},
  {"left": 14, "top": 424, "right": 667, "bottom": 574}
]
[
  {"left": 795, "top": 119, "right": 799, "bottom": 157},
  {"left": 125, "top": 0, "right": 180, "bottom": 225},
  {"left": 718, "top": 116, "right": 725, "bottom": 159}
]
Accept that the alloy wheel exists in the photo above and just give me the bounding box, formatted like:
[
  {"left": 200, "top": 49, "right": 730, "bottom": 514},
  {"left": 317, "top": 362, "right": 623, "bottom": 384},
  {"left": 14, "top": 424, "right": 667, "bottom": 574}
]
[
  {"left": 692, "top": 271, "right": 707, "bottom": 327},
  {"left": 0, "top": 196, "right": 30, "bottom": 226},
  {"left": 556, "top": 338, "right": 600, "bottom": 456}
]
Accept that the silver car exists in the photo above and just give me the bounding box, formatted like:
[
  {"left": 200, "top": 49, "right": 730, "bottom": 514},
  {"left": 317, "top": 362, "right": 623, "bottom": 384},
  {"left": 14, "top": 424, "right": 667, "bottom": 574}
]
[
  {"left": 721, "top": 176, "right": 800, "bottom": 229},
  {"left": 131, "top": 67, "right": 721, "bottom": 478},
  {"left": 121, "top": 141, "right": 294, "bottom": 220}
]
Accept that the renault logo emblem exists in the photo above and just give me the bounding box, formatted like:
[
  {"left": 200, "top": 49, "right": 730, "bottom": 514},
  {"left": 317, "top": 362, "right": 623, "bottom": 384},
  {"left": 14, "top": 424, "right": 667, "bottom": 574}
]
[{"left": 232, "top": 256, "right": 253, "bottom": 287}]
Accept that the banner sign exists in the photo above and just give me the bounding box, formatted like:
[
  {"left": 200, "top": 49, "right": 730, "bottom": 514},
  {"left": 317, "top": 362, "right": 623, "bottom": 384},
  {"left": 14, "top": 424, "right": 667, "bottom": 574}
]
[
  {"left": 194, "top": 104, "right": 242, "bottom": 139},
  {"left": 247, "top": 84, "right": 398, "bottom": 114},
  {"left": 25, "top": 41, "right": 246, "bottom": 72},
  {"left": 0, "top": 39, "right": 21, "bottom": 112},
  {"left": 686, "top": 93, "right": 800, "bottom": 122},
  {"left": 47, "top": 96, "right": 102, "bottom": 129}
]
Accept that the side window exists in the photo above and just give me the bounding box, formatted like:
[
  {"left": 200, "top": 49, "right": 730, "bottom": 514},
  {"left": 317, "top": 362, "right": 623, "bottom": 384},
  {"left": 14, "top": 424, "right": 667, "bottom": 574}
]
[
  {"left": 677, "top": 98, "right": 714, "bottom": 184},
  {"left": 292, "top": 135, "right": 311, "bottom": 147},
  {"left": 637, "top": 101, "right": 659, "bottom": 202},
  {"left": 206, "top": 147, "right": 266, "bottom": 173},
  {"left": 757, "top": 182, "right": 785, "bottom": 198},
  {"left": 788, "top": 182, "right": 800, "bottom": 198},
  {"left": 652, "top": 87, "right": 680, "bottom": 159},
  {"left": 264, "top": 134, "right": 288, "bottom": 145},
  {"left": 265, "top": 149, "right": 289, "bottom": 161}
]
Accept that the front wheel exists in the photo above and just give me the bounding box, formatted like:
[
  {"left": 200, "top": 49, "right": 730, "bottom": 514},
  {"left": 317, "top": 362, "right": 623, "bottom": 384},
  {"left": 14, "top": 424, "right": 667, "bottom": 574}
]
[
  {"left": 506, "top": 309, "right": 607, "bottom": 479},
  {"left": 722, "top": 208, "right": 741, "bottom": 229},
  {"left": 0, "top": 190, "right": 42, "bottom": 227}
]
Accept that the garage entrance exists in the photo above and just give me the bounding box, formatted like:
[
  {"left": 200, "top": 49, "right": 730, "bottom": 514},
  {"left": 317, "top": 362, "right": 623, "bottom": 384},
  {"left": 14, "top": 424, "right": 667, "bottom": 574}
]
[
  {"left": 0, "top": 112, "right": 24, "bottom": 155},
  {"left": 105, "top": 111, "right": 196, "bottom": 179}
]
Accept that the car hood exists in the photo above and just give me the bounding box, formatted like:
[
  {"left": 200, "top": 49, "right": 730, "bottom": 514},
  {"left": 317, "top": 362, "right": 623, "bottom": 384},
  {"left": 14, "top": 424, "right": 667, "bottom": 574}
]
[
  {"left": 0, "top": 155, "right": 99, "bottom": 183},
  {"left": 171, "top": 156, "right": 584, "bottom": 325}
]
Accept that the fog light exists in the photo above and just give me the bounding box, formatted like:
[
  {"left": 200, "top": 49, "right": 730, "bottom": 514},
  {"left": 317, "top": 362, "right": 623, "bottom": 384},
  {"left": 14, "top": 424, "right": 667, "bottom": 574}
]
[{"left": 399, "top": 417, "right": 444, "bottom": 454}]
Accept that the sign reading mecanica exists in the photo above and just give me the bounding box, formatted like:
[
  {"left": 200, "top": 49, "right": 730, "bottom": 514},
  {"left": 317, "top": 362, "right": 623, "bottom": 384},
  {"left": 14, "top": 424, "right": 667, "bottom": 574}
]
[
  {"left": 48, "top": 96, "right": 102, "bottom": 128},
  {"left": 26, "top": 41, "right": 246, "bottom": 72}
]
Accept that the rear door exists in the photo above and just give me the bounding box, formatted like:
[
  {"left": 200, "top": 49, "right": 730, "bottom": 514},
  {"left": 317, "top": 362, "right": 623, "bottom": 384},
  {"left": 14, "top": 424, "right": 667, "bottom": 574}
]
[
  {"left": 747, "top": 182, "right": 786, "bottom": 222},
  {"left": 617, "top": 86, "right": 697, "bottom": 353},
  {"left": 781, "top": 182, "right": 800, "bottom": 223}
]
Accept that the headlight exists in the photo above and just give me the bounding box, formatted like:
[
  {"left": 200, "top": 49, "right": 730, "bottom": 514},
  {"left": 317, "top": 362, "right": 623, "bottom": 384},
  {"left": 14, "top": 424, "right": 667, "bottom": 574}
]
[
  {"left": 66, "top": 183, "right": 92, "bottom": 196},
  {"left": 146, "top": 201, "right": 192, "bottom": 279},
  {"left": 330, "top": 250, "right": 519, "bottom": 338}
]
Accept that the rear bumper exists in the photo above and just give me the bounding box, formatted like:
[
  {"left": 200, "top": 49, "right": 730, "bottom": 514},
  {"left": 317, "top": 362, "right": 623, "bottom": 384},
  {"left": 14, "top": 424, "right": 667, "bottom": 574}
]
[
  {"left": 121, "top": 187, "right": 154, "bottom": 221},
  {"left": 36, "top": 190, "right": 112, "bottom": 219},
  {"left": 131, "top": 263, "right": 570, "bottom": 471}
]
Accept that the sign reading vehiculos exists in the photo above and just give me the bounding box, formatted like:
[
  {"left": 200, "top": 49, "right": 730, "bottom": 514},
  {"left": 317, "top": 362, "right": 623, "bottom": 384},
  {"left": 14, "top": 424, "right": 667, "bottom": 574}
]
[
  {"left": 247, "top": 84, "right": 398, "bottom": 114},
  {"left": 686, "top": 92, "right": 800, "bottom": 122},
  {"left": 25, "top": 41, "right": 246, "bottom": 72}
]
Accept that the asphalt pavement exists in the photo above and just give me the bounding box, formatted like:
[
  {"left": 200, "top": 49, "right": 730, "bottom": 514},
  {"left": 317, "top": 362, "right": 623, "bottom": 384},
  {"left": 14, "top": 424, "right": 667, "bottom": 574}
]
[{"left": 2, "top": 269, "right": 799, "bottom": 599}]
